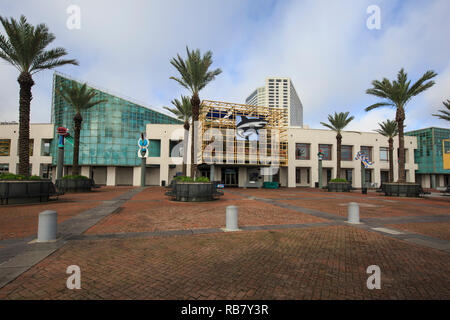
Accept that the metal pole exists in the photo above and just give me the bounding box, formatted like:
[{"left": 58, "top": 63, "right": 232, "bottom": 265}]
[
  {"left": 210, "top": 164, "right": 215, "bottom": 182},
  {"left": 347, "top": 202, "right": 360, "bottom": 224},
  {"left": 57, "top": 134, "right": 64, "bottom": 180},
  {"left": 225, "top": 205, "right": 239, "bottom": 231},
  {"left": 140, "top": 152, "right": 146, "bottom": 187},
  {"left": 37, "top": 210, "right": 58, "bottom": 242},
  {"left": 318, "top": 159, "right": 323, "bottom": 188},
  {"left": 361, "top": 162, "right": 366, "bottom": 194}
]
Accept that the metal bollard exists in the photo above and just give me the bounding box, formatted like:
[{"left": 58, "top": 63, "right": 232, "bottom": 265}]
[
  {"left": 225, "top": 205, "right": 239, "bottom": 231},
  {"left": 347, "top": 202, "right": 360, "bottom": 224},
  {"left": 37, "top": 210, "right": 58, "bottom": 242}
]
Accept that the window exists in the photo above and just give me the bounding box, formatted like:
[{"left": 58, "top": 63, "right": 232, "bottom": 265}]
[
  {"left": 360, "top": 146, "right": 372, "bottom": 161},
  {"left": 341, "top": 145, "right": 352, "bottom": 161},
  {"left": 169, "top": 140, "right": 183, "bottom": 157},
  {"left": 296, "top": 143, "right": 310, "bottom": 160},
  {"left": 0, "top": 163, "right": 9, "bottom": 173},
  {"left": 319, "top": 144, "right": 332, "bottom": 160},
  {"left": 380, "top": 147, "right": 389, "bottom": 161},
  {"left": 0, "top": 139, "right": 11, "bottom": 156},
  {"left": 41, "top": 139, "right": 52, "bottom": 156},
  {"left": 40, "top": 164, "right": 51, "bottom": 179},
  {"left": 345, "top": 169, "right": 353, "bottom": 182},
  {"left": 17, "top": 139, "right": 33, "bottom": 156},
  {"left": 148, "top": 139, "right": 161, "bottom": 157},
  {"left": 296, "top": 168, "right": 301, "bottom": 184}
]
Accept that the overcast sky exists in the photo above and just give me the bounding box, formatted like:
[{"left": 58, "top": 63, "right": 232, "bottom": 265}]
[{"left": 0, "top": 0, "right": 449, "bottom": 132}]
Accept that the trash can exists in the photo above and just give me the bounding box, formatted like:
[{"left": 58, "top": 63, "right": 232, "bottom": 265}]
[
  {"left": 315, "top": 182, "right": 319, "bottom": 188},
  {"left": 362, "top": 187, "right": 367, "bottom": 194},
  {"left": 161, "top": 180, "right": 166, "bottom": 187}
]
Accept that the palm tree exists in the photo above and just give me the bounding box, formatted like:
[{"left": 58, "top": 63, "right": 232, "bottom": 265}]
[
  {"left": 320, "top": 112, "right": 354, "bottom": 179},
  {"left": 375, "top": 120, "right": 398, "bottom": 183},
  {"left": 59, "top": 82, "right": 106, "bottom": 176},
  {"left": 365, "top": 68, "right": 437, "bottom": 182},
  {"left": 0, "top": 15, "right": 78, "bottom": 176},
  {"left": 170, "top": 46, "right": 222, "bottom": 178},
  {"left": 432, "top": 100, "right": 450, "bottom": 121},
  {"left": 164, "top": 95, "right": 192, "bottom": 176}
]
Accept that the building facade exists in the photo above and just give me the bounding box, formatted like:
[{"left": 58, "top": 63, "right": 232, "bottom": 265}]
[
  {"left": 406, "top": 127, "right": 450, "bottom": 188},
  {"left": 245, "top": 77, "right": 303, "bottom": 127},
  {"left": 0, "top": 75, "right": 426, "bottom": 189}
]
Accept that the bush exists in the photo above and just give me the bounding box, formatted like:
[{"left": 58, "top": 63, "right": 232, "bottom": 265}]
[
  {"left": 195, "top": 176, "right": 210, "bottom": 182},
  {"left": 62, "top": 175, "right": 89, "bottom": 180},
  {"left": 173, "top": 176, "right": 210, "bottom": 182},
  {"left": 330, "top": 178, "right": 348, "bottom": 183},
  {"left": 0, "top": 173, "right": 41, "bottom": 181}
]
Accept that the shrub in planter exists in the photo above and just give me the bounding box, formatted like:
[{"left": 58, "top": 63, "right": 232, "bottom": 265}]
[
  {"left": 327, "top": 178, "right": 351, "bottom": 192},
  {"left": 383, "top": 182, "right": 421, "bottom": 197},
  {"left": 56, "top": 175, "right": 94, "bottom": 193},
  {"left": 0, "top": 175, "right": 57, "bottom": 205}
]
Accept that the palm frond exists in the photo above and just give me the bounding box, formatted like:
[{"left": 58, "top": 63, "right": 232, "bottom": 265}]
[{"left": 432, "top": 99, "right": 450, "bottom": 121}]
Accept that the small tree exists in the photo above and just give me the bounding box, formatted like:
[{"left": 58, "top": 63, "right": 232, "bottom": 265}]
[
  {"left": 59, "top": 82, "right": 107, "bottom": 176},
  {"left": 320, "top": 112, "right": 354, "bottom": 179},
  {"left": 365, "top": 68, "right": 437, "bottom": 182},
  {"left": 432, "top": 100, "right": 450, "bottom": 121},
  {"left": 170, "top": 47, "right": 222, "bottom": 178},
  {"left": 0, "top": 15, "right": 78, "bottom": 175},
  {"left": 164, "top": 96, "right": 192, "bottom": 176},
  {"left": 375, "top": 120, "right": 398, "bottom": 183}
]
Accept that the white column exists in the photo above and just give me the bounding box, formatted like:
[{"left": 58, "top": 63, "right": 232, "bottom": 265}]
[
  {"left": 106, "top": 166, "right": 117, "bottom": 186},
  {"left": 133, "top": 166, "right": 141, "bottom": 186},
  {"left": 160, "top": 164, "right": 169, "bottom": 186},
  {"left": 288, "top": 165, "right": 296, "bottom": 188},
  {"left": 238, "top": 167, "right": 247, "bottom": 187},
  {"left": 81, "top": 166, "right": 90, "bottom": 178}
]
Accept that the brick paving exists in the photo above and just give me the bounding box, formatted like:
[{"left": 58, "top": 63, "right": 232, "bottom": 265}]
[
  {"left": 0, "top": 186, "right": 449, "bottom": 300},
  {"left": 387, "top": 222, "right": 450, "bottom": 241},
  {"left": 85, "top": 188, "right": 326, "bottom": 235},
  {"left": 0, "top": 186, "right": 135, "bottom": 241},
  {"left": 0, "top": 225, "right": 449, "bottom": 299}
]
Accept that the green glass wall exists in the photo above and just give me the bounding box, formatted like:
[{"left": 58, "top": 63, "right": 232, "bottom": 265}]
[
  {"left": 406, "top": 127, "right": 450, "bottom": 174},
  {"left": 51, "top": 73, "right": 181, "bottom": 166}
]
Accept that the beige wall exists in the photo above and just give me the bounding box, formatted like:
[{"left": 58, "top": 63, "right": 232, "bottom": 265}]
[
  {"left": 287, "top": 127, "right": 418, "bottom": 188},
  {"left": 0, "top": 123, "right": 54, "bottom": 176}
]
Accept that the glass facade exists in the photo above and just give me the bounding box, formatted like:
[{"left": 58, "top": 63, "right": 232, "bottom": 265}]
[
  {"left": 406, "top": 127, "right": 450, "bottom": 174},
  {"left": 0, "top": 139, "right": 11, "bottom": 156},
  {"left": 319, "top": 144, "right": 332, "bottom": 160},
  {"left": 51, "top": 73, "right": 181, "bottom": 166},
  {"left": 341, "top": 145, "right": 352, "bottom": 161}
]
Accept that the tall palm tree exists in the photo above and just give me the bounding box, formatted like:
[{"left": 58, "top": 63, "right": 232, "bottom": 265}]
[
  {"left": 0, "top": 15, "right": 78, "bottom": 176},
  {"left": 375, "top": 120, "right": 398, "bottom": 183},
  {"left": 170, "top": 46, "right": 222, "bottom": 178},
  {"left": 320, "top": 112, "right": 354, "bottom": 179},
  {"left": 432, "top": 99, "right": 450, "bottom": 121},
  {"left": 59, "top": 82, "right": 106, "bottom": 176},
  {"left": 365, "top": 68, "right": 437, "bottom": 182},
  {"left": 164, "top": 95, "right": 192, "bottom": 176}
]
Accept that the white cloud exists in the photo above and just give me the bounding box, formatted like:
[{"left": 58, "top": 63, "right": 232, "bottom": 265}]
[{"left": 0, "top": 0, "right": 449, "bottom": 131}]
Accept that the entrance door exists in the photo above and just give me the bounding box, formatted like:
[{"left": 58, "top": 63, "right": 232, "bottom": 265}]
[
  {"left": 380, "top": 171, "right": 389, "bottom": 184},
  {"left": 222, "top": 168, "right": 238, "bottom": 186}
]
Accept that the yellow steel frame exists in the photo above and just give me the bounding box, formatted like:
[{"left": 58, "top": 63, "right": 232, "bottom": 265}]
[{"left": 199, "top": 100, "right": 288, "bottom": 166}]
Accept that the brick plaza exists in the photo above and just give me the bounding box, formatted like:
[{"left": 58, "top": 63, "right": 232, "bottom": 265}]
[{"left": 0, "top": 187, "right": 449, "bottom": 299}]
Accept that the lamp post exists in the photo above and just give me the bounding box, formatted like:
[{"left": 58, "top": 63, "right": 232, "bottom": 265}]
[
  {"left": 56, "top": 127, "right": 68, "bottom": 180},
  {"left": 318, "top": 151, "right": 324, "bottom": 188},
  {"left": 138, "top": 132, "right": 149, "bottom": 187}
]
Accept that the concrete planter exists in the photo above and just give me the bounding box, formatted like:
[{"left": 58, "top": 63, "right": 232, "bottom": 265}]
[
  {"left": 383, "top": 183, "right": 421, "bottom": 197},
  {"left": 327, "top": 182, "right": 352, "bottom": 192},
  {"left": 166, "top": 182, "right": 223, "bottom": 202},
  {"left": 55, "top": 178, "right": 94, "bottom": 193},
  {"left": 0, "top": 180, "right": 58, "bottom": 205}
]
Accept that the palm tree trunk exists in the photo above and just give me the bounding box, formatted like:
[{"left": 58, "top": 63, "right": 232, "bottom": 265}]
[
  {"left": 190, "top": 92, "right": 200, "bottom": 179},
  {"left": 183, "top": 122, "right": 190, "bottom": 176},
  {"left": 336, "top": 133, "right": 342, "bottom": 179},
  {"left": 72, "top": 112, "right": 82, "bottom": 176},
  {"left": 388, "top": 137, "right": 394, "bottom": 183},
  {"left": 17, "top": 72, "right": 34, "bottom": 176},
  {"left": 396, "top": 107, "right": 406, "bottom": 183}
]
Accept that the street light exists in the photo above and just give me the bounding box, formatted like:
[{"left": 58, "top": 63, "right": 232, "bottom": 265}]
[
  {"left": 138, "top": 132, "right": 149, "bottom": 187},
  {"left": 318, "top": 150, "right": 324, "bottom": 188}
]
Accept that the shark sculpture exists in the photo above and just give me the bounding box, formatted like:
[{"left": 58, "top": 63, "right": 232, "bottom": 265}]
[{"left": 236, "top": 116, "right": 268, "bottom": 139}]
